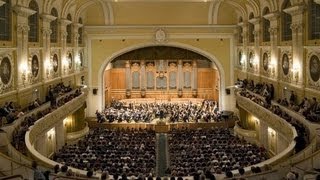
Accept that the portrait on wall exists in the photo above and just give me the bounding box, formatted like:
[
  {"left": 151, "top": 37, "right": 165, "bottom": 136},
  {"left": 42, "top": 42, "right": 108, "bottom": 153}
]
[
  {"left": 0, "top": 57, "right": 11, "bottom": 85},
  {"left": 310, "top": 55, "right": 320, "bottom": 82},
  {"left": 282, "top": 53, "right": 289, "bottom": 76},
  {"left": 263, "top": 53, "right": 269, "bottom": 71},
  {"left": 249, "top": 52, "right": 253, "bottom": 68},
  {"left": 238, "top": 51, "right": 242, "bottom": 65},
  {"left": 68, "top": 53, "right": 73, "bottom": 69},
  {"left": 31, "top": 55, "right": 39, "bottom": 77},
  {"left": 53, "top": 54, "right": 58, "bottom": 72}
]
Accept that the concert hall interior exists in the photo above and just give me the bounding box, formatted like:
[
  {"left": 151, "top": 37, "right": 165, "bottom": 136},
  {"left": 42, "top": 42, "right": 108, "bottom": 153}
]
[{"left": 0, "top": 0, "right": 320, "bottom": 180}]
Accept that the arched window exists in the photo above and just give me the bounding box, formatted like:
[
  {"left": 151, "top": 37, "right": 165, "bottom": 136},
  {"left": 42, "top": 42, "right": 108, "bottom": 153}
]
[
  {"left": 66, "top": 14, "right": 72, "bottom": 44},
  {"left": 238, "top": 17, "right": 243, "bottom": 44},
  {"left": 0, "top": 0, "right": 11, "bottom": 41},
  {"left": 28, "top": 0, "right": 39, "bottom": 42},
  {"left": 262, "top": 7, "right": 271, "bottom": 42},
  {"left": 248, "top": 13, "right": 255, "bottom": 43},
  {"left": 78, "top": 18, "right": 83, "bottom": 44},
  {"left": 281, "top": 0, "right": 292, "bottom": 41},
  {"left": 309, "top": 0, "right": 320, "bottom": 40},
  {"left": 50, "top": 8, "right": 58, "bottom": 43}
]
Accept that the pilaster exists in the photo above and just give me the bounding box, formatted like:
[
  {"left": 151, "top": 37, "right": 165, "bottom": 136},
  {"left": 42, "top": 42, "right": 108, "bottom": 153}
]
[
  {"left": 73, "top": 23, "right": 82, "bottom": 72},
  {"left": 13, "top": 5, "right": 36, "bottom": 87},
  {"left": 264, "top": 12, "right": 280, "bottom": 79},
  {"left": 250, "top": 17, "right": 261, "bottom": 75},
  {"left": 41, "top": 14, "right": 56, "bottom": 81},
  {"left": 284, "top": 5, "right": 305, "bottom": 86},
  {"left": 59, "top": 19, "right": 72, "bottom": 76}
]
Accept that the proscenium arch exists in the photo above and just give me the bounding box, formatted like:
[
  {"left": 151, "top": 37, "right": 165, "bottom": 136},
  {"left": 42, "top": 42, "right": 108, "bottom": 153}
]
[{"left": 97, "top": 42, "right": 227, "bottom": 112}]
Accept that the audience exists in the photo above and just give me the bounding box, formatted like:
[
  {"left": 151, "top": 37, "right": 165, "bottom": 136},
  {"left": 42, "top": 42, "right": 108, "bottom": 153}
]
[
  {"left": 237, "top": 79, "right": 309, "bottom": 153},
  {"left": 53, "top": 127, "right": 156, "bottom": 177},
  {"left": 167, "top": 127, "right": 268, "bottom": 177}
]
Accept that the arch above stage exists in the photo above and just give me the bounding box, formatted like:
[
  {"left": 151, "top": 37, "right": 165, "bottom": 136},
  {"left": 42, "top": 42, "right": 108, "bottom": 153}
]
[{"left": 97, "top": 42, "right": 228, "bottom": 112}]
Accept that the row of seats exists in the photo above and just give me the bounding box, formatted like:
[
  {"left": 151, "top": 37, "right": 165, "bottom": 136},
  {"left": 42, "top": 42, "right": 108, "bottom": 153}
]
[{"left": 167, "top": 128, "right": 268, "bottom": 177}]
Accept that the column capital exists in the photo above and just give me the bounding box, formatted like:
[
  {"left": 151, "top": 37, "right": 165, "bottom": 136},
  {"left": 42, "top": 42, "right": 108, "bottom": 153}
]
[
  {"left": 263, "top": 12, "right": 280, "bottom": 21},
  {"left": 13, "top": 5, "right": 36, "bottom": 17},
  {"left": 17, "top": 23, "right": 30, "bottom": 33},
  {"left": 268, "top": 27, "right": 278, "bottom": 35},
  {"left": 290, "top": 23, "right": 303, "bottom": 33},
  {"left": 315, "top": 0, "right": 320, "bottom": 5},
  {"left": 41, "top": 27, "right": 52, "bottom": 36},
  {"left": 283, "top": 5, "right": 305, "bottom": 16},
  {"left": 41, "top": 13, "right": 57, "bottom": 23}
]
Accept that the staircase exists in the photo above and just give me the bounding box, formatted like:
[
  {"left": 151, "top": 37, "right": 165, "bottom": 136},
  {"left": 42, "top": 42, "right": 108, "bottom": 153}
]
[{"left": 156, "top": 133, "right": 168, "bottom": 177}]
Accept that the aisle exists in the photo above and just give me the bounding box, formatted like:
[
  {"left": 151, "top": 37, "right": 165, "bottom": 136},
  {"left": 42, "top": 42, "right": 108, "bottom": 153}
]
[{"left": 156, "top": 133, "right": 168, "bottom": 177}]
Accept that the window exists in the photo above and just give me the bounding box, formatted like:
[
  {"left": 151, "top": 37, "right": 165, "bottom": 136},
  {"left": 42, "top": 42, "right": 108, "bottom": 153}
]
[
  {"left": 309, "top": 0, "right": 320, "bottom": 40},
  {"left": 262, "top": 7, "right": 271, "bottom": 42},
  {"left": 238, "top": 17, "right": 243, "bottom": 43},
  {"left": 0, "top": 0, "right": 11, "bottom": 41},
  {"left": 28, "top": 0, "right": 39, "bottom": 42},
  {"left": 66, "top": 14, "right": 72, "bottom": 44},
  {"left": 78, "top": 18, "right": 83, "bottom": 44},
  {"left": 281, "top": 0, "right": 292, "bottom": 41},
  {"left": 248, "top": 13, "right": 255, "bottom": 43},
  {"left": 50, "top": 8, "right": 58, "bottom": 43}
]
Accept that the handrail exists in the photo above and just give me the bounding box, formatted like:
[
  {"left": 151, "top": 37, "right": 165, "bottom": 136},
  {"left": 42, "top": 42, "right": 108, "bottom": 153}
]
[
  {"left": 0, "top": 174, "right": 23, "bottom": 180},
  {"left": 25, "top": 91, "right": 93, "bottom": 177},
  {"left": 244, "top": 89, "right": 320, "bottom": 140},
  {"left": 50, "top": 173, "right": 99, "bottom": 180}
]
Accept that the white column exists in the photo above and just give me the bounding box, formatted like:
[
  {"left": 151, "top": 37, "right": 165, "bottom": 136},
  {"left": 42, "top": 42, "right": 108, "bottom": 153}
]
[
  {"left": 239, "top": 22, "right": 248, "bottom": 72},
  {"left": 55, "top": 121, "right": 65, "bottom": 151},
  {"left": 250, "top": 18, "right": 261, "bottom": 74},
  {"left": 73, "top": 23, "right": 82, "bottom": 72},
  {"left": 59, "top": 19, "right": 72, "bottom": 76},
  {"left": 13, "top": 6, "right": 36, "bottom": 87},
  {"left": 41, "top": 14, "right": 56, "bottom": 81},
  {"left": 264, "top": 12, "right": 280, "bottom": 78},
  {"left": 284, "top": 5, "right": 305, "bottom": 85}
]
